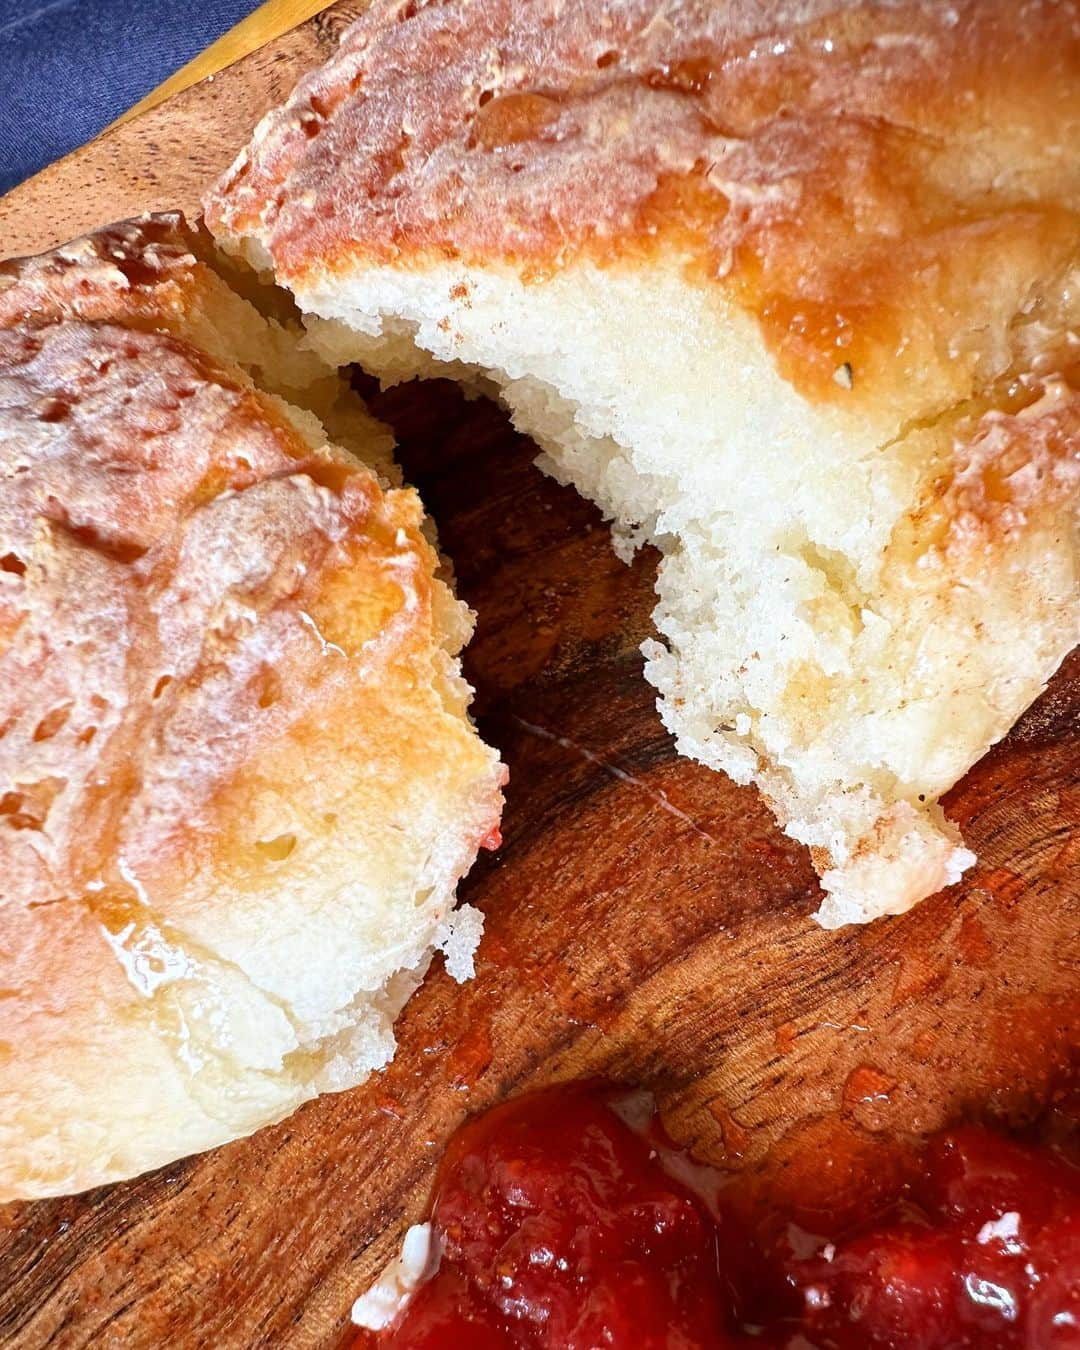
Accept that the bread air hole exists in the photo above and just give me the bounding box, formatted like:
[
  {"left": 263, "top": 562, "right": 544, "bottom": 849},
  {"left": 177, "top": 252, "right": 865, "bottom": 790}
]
[
  {"left": 0, "top": 778, "right": 66, "bottom": 830},
  {"left": 37, "top": 398, "right": 71, "bottom": 424},
  {"left": 258, "top": 670, "right": 282, "bottom": 708},
  {"left": 33, "top": 704, "right": 72, "bottom": 742},
  {"left": 256, "top": 833, "right": 297, "bottom": 862}
]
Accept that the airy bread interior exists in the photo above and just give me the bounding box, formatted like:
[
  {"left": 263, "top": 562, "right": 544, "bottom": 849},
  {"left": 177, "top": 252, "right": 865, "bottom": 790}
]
[
  {"left": 290, "top": 257, "right": 1078, "bottom": 927},
  {"left": 204, "top": 0, "right": 1079, "bottom": 927}
]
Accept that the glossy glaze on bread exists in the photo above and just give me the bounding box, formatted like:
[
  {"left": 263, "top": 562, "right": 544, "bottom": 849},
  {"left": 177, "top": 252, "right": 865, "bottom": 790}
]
[{"left": 0, "top": 217, "right": 504, "bottom": 1200}]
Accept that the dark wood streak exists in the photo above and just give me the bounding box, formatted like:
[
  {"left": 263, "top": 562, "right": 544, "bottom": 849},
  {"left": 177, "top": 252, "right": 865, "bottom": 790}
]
[{"left": 0, "top": 11, "right": 1077, "bottom": 1348}]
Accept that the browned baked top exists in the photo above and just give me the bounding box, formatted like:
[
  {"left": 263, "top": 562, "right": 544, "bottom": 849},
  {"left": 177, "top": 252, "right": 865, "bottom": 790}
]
[
  {"left": 0, "top": 207, "right": 473, "bottom": 933},
  {"left": 0, "top": 215, "right": 206, "bottom": 327},
  {"left": 208, "top": 0, "right": 1080, "bottom": 410},
  {"left": 0, "top": 219, "right": 504, "bottom": 1199},
  {"left": 3, "top": 331, "right": 383, "bottom": 894}
]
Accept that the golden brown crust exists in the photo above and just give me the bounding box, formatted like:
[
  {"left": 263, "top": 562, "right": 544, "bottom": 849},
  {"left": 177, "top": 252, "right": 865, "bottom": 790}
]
[
  {"left": 0, "top": 218, "right": 504, "bottom": 1199},
  {"left": 925, "top": 373, "right": 1080, "bottom": 558},
  {"left": 0, "top": 213, "right": 218, "bottom": 336},
  {"left": 207, "top": 0, "right": 1080, "bottom": 414},
  {"left": 0, "top": 314, "right": 389, "bottom": 900}
]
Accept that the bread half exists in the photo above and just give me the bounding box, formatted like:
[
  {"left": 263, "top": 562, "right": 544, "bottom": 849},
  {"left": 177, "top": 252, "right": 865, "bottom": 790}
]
[
  {"left": 207, "top": 0, "right": 1080, "bottom": 925},
  {"left": 0, "top": 215, "right": 504, "bottom": 1200}
]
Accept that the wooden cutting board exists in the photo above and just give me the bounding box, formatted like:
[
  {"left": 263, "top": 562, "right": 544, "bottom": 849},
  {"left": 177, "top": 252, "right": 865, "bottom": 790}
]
[{"left": 0, "top": 7, "right": 1077, "bottom": 1346}]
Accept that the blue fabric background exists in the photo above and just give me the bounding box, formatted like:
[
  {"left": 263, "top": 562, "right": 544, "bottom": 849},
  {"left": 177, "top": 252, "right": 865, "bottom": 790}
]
[{"left": 0, "top": 0, "right": 263, "bottom": 194}]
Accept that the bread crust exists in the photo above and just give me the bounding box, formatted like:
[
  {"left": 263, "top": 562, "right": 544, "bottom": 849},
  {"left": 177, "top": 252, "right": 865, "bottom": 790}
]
[
  {"left": 208, "top": 0, "right": 1080, "bottom": 417},
  {"left": 0, "top": 217, "right": 504, "bottom": 1199}
]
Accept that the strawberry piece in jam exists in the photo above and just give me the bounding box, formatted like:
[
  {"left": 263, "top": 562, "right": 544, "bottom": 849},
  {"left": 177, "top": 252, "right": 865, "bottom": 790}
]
[
  {"left": 362, "top": 1084, "right": 750, "bottom": 1348},
  {"left": 789, "top": 1124, "right": 1080, "bottom": 1348}
]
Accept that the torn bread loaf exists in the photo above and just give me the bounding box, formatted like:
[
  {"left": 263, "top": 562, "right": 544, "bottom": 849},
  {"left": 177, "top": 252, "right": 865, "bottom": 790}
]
[
  {"left": 207, "top": 0, "right": 1080, "bottom": 926},
  {"left": 0, "top": 215, "right": 504, "bottom": 1201}
]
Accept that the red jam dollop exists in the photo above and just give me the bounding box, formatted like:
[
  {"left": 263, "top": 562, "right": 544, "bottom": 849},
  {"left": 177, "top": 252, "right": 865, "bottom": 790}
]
[
  {"left": 785, "top": 1122, "right": 1080, "bottom": 1349},
  {"left": 355, "top": 1083, "right": 1080, "bottom": 1349},
  {"left": 363, "top": 1085, "right": 742, "bottom": 1348}
]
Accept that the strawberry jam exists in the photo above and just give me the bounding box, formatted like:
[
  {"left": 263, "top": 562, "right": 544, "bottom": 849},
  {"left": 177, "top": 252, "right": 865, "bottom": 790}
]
[
  {"left": 785, "top": 1122, "right": 1080, "bottom": 1348},
  {"left": 355, "top": 1083, "right": 1079, "bottom": 1349}
]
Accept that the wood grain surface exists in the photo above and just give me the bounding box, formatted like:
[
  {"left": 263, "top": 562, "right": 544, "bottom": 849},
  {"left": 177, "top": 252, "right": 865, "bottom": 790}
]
[
  {"left": 116, "top": 0, "right": 336, "bottom": 128},
  {"left": 0, "top": 6, "right": 1077, "bottom": 1347},
  {"left": 0, "top": 3, "right": 366, "bottom": 261}
]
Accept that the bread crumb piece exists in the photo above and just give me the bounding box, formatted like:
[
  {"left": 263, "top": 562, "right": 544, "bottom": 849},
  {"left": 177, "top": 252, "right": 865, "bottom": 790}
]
[{"left": 435, "top": 902, "right": 485, "bottom": 982}]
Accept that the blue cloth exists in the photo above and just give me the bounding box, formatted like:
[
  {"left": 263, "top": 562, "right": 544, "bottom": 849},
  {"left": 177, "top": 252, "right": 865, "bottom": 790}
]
[{"left": 0, "top": 0, "right": 263, "bottom": 194}]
